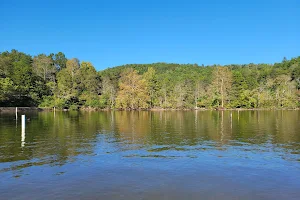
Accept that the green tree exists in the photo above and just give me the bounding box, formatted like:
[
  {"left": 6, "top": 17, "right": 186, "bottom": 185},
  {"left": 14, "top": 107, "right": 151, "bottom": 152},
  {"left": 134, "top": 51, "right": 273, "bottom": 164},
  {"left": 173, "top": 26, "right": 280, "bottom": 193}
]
[
  {"left": 52, "top": 52, "right": 67, "bottom": 70},
  {"left": 143, "top": 67, "right": 158, "bottom": 108},
  {"left": 230, "top": 71, "right": 249, "bottom": 108},
  {"left": 0, "top": 77, "right": 15, "bottom": 102},
  {"left": 78, "top": 62, "right": 101, "bottom": 107},
  {"left": 66, "top": 58, "right": 80, "bottom": 82},
  {"left": 55, "top": 59, "right": 81, "bottom": 108},
  {"left": 33, "top": 54, "right": 56, "bottom": 82}
]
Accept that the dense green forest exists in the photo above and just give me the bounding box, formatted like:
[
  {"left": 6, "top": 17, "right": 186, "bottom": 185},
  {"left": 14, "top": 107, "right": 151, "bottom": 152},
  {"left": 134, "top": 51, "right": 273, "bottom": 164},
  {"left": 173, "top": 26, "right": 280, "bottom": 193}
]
[{"left": 1, "top": 50, "right": 300, "bottom": 109}]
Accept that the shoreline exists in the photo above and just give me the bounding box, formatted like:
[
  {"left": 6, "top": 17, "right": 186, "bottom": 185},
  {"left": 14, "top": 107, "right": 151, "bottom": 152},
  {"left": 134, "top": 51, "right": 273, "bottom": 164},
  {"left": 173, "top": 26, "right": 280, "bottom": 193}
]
[
  {"left": 0, "top": 107, "right": 43, "bottom": 112},
  {"left": 1, "top": 107, "right": 299, "bottom": 112}
]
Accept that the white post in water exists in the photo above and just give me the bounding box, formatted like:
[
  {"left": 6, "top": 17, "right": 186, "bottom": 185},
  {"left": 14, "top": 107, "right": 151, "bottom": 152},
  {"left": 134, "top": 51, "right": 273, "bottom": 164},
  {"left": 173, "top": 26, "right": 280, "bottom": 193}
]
[
  {"left": 21, "top": 115, "right": 25, "bottom": 147},
  {"left": 15, "top": 107, "right": 18, "bottom": 120},
  {"left": 230, "top": 112, "right": 233, "bottom": 130}
]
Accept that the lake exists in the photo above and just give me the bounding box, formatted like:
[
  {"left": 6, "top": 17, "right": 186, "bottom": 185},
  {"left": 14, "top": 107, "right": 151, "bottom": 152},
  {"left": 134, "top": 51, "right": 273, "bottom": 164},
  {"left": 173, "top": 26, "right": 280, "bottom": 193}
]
[{"left": 1, "top": 110, "right": 300, "bottom": 200}]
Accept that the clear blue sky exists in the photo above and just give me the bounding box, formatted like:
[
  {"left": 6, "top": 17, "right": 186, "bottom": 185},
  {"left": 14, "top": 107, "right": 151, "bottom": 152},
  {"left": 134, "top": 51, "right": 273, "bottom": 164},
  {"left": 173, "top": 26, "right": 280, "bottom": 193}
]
[{"left": 1, "top": 0, "right": 299, "bottom": 70}]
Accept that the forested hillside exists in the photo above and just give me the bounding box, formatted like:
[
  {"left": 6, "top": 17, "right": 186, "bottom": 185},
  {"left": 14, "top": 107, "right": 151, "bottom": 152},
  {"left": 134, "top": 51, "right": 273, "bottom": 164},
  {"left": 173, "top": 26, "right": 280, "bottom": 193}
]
[{"left": 1, "top": 50, "right": 300, "bottom": 109}]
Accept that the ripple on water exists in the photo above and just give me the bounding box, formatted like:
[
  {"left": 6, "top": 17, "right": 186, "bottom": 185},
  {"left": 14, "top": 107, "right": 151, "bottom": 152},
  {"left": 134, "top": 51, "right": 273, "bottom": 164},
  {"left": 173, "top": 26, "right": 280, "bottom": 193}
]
[{"left": 1, "top": 111, "right": 300, "bottom": 199}]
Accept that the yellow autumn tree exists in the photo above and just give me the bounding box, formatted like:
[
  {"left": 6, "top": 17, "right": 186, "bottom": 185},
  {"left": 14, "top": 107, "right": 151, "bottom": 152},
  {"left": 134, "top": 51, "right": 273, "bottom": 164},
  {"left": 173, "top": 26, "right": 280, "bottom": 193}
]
[{"left": 116, "top": 68, "right": 150, "bottom": 109}]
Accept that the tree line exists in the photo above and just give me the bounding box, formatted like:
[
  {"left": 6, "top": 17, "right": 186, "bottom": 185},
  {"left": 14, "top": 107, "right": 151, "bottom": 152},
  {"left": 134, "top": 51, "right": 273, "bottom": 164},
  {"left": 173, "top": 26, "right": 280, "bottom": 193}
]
[{"left": 1, "top": 49, "right": 299, "bottom": 109}]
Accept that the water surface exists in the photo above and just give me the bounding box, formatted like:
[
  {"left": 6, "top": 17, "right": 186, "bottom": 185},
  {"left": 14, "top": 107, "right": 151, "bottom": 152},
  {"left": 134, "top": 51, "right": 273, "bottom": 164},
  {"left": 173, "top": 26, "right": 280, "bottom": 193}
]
[{"left": 1, "top": 110, "right": 300, "bottom": 200}]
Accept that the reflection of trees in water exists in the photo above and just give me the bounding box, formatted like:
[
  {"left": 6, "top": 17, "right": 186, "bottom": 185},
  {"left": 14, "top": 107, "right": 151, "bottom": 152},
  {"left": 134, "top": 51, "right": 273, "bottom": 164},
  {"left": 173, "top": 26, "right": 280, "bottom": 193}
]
[
  {"left": 0, "top": 111, "right": 102, "bottom": 171},
  {"left": 104, "top": 111, "right": 300, "bottom": 148},
  {"left": 0, "top": 110, "right": 300, "bottom": 172}
]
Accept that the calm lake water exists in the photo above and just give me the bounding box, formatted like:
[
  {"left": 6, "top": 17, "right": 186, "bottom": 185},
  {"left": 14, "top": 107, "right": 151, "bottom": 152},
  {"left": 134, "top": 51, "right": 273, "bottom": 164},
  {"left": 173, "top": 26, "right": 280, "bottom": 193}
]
[{"left": 0, "top": 110, "right": 300, "bottom": 200}]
